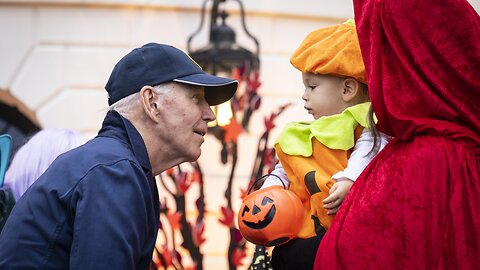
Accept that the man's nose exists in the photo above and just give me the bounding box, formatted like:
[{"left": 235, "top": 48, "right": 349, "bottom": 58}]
[{"left": 204, "top": 105, "right": 216, "bottom": 122}]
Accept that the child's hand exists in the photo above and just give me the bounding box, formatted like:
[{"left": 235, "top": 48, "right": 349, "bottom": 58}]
[{"left": 323, "top": 178, "right": 353, "bottom": 215}]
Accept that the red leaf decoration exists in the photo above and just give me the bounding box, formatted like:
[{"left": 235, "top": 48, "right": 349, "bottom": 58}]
[
  {"left": 191, "top": 171, "right": 201, "bottom": 184},
  {"left": 250, "top": 95, "right": 262, "bottom": 110},
  {"left": 237, "top": 94, "right": 247, "bottom": 111},
  {"left": 165, "top": 167, "right": 175, "bottom": 176},
  {"left": 233, "top": 228, "right": 246, "bottom": 244},
  {"left": 176, "top": 172, "right": 190, "bottom": 194},
  {"left": 232, "top": 247, "right": 247, "bottom": 266},
  {"left": 173, "top": 250, "right": 182, "bottom": 265},
  {"left": 167, "top": 212, "right": 182, "bottom": 230},
  {"left": 192, "top": 221, "right": 206, "bottom": 246},
  {"left": 246, "top": 71, "right": 261, "bottom": 93},
  {"left": 218, "top": 206, "right": 234, "bottom": 228},
  {"left": 195, "top": 197, "right": 206, "bottom": 213},
  {"left": 239, "top": 187, "right": 248, "bottom": 200},
  {"left": 263, "top": 148, "right": 275, "bottom": 167},
  {"left": 279, "top": 102, "right": 292, "bottom": 112},
  {"left": 231, "top": 68, "right": 242, "bottom": 82},
  {"left": 155, "top": 244, "right": 173, "bottom": 267},
  {"left": 264, "top": 113, "right": 276, "bottom": 131}
]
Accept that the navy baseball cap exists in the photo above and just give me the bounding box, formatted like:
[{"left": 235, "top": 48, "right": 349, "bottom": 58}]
[{"left": 105, "top": 43, "right": 238, "bottom": 106}]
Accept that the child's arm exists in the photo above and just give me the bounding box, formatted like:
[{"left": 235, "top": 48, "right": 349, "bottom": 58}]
[
  {"left": 331, "top": 128, "right": 390, "bottom": 181},
  {"left": 323, "top": 129, "right": 390, "bottom": 214},
  {"left": 260, "top": 163, "right": 290, "bottom": 189}
]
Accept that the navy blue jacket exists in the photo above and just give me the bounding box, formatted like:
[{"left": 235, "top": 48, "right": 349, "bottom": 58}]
[{"left": 0, "top": 111, "right": 160, "bottom": 269}]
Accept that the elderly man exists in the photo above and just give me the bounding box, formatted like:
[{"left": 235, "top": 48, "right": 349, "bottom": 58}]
[{"left": 0, "top": 43, "right": 237, "bottom": 269}]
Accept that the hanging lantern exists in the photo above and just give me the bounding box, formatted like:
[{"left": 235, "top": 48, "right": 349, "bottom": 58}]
[{"left": 187, "top": 0, "right": 260, "bottom": 130}]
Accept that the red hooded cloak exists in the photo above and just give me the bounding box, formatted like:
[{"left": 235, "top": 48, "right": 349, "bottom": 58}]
[{"left": 314, "top": 0, "right": 480, "bottom": 268}]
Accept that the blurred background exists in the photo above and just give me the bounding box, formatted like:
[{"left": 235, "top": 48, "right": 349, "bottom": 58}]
[{"left": 1, "top": 0, "right": 478, "bottom": 269}]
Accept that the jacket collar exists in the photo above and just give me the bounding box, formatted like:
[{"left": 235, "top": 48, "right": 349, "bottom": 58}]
[{"left": 97, "top": 110, "right": 152, "bottom": 173}]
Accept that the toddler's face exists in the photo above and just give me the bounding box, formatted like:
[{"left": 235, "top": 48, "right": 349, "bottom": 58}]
[{"left": 301, "top": 73, "right": 349, "bottom": 119}]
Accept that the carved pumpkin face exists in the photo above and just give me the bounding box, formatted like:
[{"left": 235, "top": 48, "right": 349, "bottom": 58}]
[
  {"left": 241, "top": 196, "right": 276, "bottom": 229},
  {"left": 238, "top": 186, "right": 305, "bottom": 247}
]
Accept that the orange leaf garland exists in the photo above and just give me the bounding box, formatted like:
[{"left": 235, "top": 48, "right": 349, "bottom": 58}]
[
  {"left": 191, "top": 171, "right": 201, "bottom": 184},
  {"left": 167, "top": 212, "right": 182, "bottom": 231},
  {"left": 222, "top": 119, "right": 243, "bottom": 143}
]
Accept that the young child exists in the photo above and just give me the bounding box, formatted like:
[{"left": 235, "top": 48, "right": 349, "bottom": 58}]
[{"left": 261, "top": 20, "right": 389, "bottom": 269}]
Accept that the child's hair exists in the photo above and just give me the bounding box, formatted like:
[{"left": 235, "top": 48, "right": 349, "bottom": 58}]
[
  {"left": 367, "top": 104, "right": 382, "bottom": 155},
  {"left": 355, "top": 83, "right": 382, "bottom": 156},
  {"left": 4, "top": 128, "right": 85, "bottom": 201}
]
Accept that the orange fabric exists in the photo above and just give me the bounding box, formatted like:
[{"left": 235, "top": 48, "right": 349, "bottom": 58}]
[
  {"left": 290, "top": 21, "right": 366, "bottom": 84},
  {"left": 274, "top": 141, "right": 344, "bottom": 238},
  {"left": 275, "top": 127, "right": 364, "bottom": 238}
]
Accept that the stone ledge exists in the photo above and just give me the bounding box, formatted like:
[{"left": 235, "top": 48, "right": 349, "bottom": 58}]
[{"left": 0, "top": 0, "right": 351, "bottom": 22}]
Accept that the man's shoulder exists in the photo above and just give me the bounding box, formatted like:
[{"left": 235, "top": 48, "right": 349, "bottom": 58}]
[
  {"left": 33, "top": 136, "right": 144, "bottom": 198},
  {"left": 47, "top": 137, "right": 140, "bottom": 180},
  {"left": 68, "top": 136, "right": 136, "bottom": 165}
]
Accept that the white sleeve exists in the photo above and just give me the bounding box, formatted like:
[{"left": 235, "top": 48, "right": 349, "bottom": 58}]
[
  {"left": 260, "top": 163, "right": 290, "bottom": 189},
  {"left": 332, "top": 129, "right": 391, "bottom": 181}
]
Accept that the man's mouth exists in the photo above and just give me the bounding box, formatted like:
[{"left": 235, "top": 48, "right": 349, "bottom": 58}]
[{"left": 194, "top": 130, "right": 206, "bottom": 136}]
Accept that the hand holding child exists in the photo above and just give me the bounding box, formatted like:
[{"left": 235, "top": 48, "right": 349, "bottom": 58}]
[{"left": 323, "top": 177, "right": 353, "bottom": 215}]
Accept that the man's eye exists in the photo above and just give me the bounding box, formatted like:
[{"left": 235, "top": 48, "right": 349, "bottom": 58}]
[{"left": 193, "top": 95, "right": 202, "bottom": 104}]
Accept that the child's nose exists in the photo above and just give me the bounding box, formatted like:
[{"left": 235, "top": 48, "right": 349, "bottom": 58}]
[{"left": 302, "top": 92, "right": 308, "bottom": 101}]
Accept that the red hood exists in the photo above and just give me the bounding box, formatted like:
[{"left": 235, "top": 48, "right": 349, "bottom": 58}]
[{"left": 354, "top": 0, "right": 480, "bottom": 146}]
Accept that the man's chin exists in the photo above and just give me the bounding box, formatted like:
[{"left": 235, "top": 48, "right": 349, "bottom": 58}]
[{"left": 186, "top": 150, "right": 201, "bottom": 162}]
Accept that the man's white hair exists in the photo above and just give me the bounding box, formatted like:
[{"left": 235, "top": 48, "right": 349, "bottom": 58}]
[{"left": 108, "top": 83, "right": 173, "bottom": 115}]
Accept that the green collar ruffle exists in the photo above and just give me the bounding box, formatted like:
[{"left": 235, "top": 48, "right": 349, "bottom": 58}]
[{"left": 275, "top": 102, "right": 371, "bottom": 157}]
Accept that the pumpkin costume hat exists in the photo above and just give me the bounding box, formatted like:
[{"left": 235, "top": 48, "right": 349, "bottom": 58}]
[{"left": 290, "top": 19, "right": 367, "bottom": 84}]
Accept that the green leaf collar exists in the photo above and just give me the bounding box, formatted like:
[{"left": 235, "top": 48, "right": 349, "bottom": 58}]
[{"left": 275, "top": 102, "right": 371, "bottom": 157}]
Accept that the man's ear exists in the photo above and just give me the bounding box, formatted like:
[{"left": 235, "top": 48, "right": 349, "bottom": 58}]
[
  {"left": 341, "top": 78, "right": 360, "bottom": 102},
  {"left": 139, "top": 86, "right": 160, "bottom": 123}
]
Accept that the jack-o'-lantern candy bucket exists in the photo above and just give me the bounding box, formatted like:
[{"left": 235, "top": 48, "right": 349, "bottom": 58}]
[{"left": 237, "top": 176, "right": 305, "bottom": 247}]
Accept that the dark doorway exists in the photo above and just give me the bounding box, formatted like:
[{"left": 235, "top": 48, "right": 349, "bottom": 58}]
[{"left": 0, "top": 102, "right": 40, "bottom": 163}]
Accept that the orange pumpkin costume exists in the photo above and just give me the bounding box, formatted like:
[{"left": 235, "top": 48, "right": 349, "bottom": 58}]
[
  {"left": 272, "top": 19, "right": 370, "bottom": 238},
  {"left": 242, "top": 19, "right": 375, "bottom": 270},
  {"left": 274, "top": 103, "right": 369, "bottom": 238}
]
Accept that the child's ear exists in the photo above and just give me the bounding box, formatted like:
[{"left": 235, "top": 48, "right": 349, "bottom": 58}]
[{"left": 341, "top": 78, "right": 360, "bottom": 102}]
